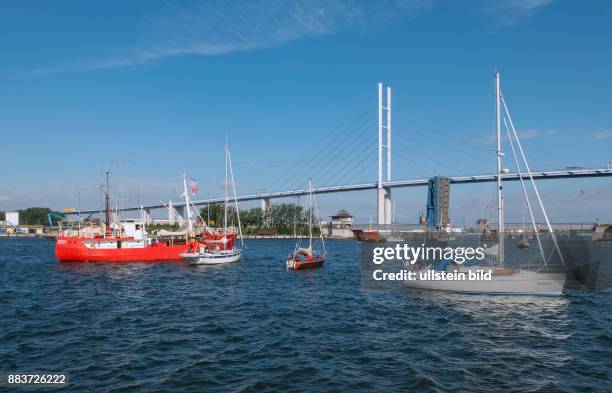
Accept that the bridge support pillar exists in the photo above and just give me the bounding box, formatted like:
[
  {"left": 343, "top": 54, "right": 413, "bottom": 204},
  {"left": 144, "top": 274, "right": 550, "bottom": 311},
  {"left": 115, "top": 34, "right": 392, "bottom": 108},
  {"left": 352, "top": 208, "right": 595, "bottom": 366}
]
[
  {"left": 261, "top": 198, "right": 271, "bottom": 227},
  {"left": 176, "top": 206, "right": 186, "bottom": 228},
  {"left": 377, "top": 188, "right": 392, "bottom": 225},
  {"left": 384, "top": 188, "right": 392, "bottom": 225},
  {"left": 141, "top": 208, "right": 151, "bottom": 224},
  {"left": 168, "top": 200, "right": 175, "bottom": 225}
]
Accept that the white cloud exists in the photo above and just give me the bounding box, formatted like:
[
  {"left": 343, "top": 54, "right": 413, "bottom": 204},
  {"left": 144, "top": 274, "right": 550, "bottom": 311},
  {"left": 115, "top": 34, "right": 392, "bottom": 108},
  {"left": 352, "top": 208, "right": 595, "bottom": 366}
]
[
  {"left": 484, "top": 0, "right": 555, "bottom": 26},
  {"left": 482, "top": 128, "right": 557, "bottom": 142},
  {"left": 517, "top": 128, "right": 557, "bottom": 139},
  {"left": 30, "top": 0, "right": 433, "bottom": 75},
  {"left": 591, "top": 130, "right": 612, "bottom": 141}
]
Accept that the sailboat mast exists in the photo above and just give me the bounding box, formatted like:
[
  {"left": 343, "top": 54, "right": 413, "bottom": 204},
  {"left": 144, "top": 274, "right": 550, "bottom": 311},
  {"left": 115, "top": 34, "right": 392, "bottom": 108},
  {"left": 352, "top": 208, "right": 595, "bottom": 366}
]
[
  {"left": 226, "top": 146, "right": 244, "bottom": 248},
  {"left": 104, "top": 170, "right": 111, "bottom": 235},
  {"left": 495, "top": 72, "right": 505, "bottom": 266},
  {"left": 182, "top": 172, "right": 193, "bottom": 230},
  {"left": 293, "top": 197, "right": 298, "bottom": 239},
  {"left": 308, "top": 178, "right": 313, "bottom": 250},
  {"left": 224, "top": 143, "right": 228, "bottom": 234}
]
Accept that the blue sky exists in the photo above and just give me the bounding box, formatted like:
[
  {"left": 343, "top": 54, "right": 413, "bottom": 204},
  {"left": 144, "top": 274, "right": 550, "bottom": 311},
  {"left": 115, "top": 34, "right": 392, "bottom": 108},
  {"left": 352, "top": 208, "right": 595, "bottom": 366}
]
[{"left": 1, "top": 0, "right": 611, "bottom": 224}]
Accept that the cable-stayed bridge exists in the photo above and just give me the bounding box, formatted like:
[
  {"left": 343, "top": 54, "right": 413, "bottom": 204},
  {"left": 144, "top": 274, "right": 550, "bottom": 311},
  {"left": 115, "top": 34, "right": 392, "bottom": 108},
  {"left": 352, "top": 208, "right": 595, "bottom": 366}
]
[
  {"left": 73, "top": 167, "right": 612, "bottom": 214},
  {"left": 68, "top": 83, "right": 612, "bottom": 223}
]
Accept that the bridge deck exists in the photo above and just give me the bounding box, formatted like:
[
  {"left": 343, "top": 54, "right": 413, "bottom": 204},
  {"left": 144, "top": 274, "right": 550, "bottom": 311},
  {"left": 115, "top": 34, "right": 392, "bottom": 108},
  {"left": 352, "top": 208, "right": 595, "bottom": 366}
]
[{"left": 71, "top": 168, "right": 612, "bottom": 215}]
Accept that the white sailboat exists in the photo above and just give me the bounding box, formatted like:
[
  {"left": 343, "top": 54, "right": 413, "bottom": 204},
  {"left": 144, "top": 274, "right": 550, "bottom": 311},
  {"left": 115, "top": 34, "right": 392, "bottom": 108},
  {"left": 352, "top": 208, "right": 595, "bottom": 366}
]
[
  {"left": 404, "top": 73, "right": 566, "bottom": 296},
  {"left": 181, "top": 143, "right": 245, "bottom": 265}
]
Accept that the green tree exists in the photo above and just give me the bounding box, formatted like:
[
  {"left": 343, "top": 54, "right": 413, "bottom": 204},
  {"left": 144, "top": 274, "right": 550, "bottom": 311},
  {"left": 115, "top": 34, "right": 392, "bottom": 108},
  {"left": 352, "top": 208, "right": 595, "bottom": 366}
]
[
  {"left": 18, "top": 207, "right": 62, "bottom": 226},
  {"left": 199, "top": 203, "right": 237, "bottom": 228},
  {"left": 197, "top": 203, "right": 320, "bottom": 235}
]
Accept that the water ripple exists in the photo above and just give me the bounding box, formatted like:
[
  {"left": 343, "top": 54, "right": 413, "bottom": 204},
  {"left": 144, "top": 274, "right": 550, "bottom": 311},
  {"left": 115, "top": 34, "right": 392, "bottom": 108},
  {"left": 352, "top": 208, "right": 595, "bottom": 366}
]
[{"left": 0, "top": 238, "right": 611, "bottom": 392}]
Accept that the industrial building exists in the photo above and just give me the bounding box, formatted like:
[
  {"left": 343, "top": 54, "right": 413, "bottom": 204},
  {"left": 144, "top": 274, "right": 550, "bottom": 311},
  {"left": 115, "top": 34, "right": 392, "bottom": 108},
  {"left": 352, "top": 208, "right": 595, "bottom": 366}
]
[
  {"left": 0, "top": 223, "right": 44, "bottom": 236},
  {"left": 426, "top": 176, "right": 451, "bottom": 230},
  {"left": 1, "top": 210, "right": 44, "bottom": 236}
]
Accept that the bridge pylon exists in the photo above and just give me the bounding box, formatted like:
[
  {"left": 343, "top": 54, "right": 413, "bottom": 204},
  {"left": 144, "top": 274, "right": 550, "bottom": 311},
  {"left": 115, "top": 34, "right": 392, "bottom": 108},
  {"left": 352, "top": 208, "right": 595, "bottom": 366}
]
[{"left": 377, "top": 82, "right": 392, "bottom": 225}]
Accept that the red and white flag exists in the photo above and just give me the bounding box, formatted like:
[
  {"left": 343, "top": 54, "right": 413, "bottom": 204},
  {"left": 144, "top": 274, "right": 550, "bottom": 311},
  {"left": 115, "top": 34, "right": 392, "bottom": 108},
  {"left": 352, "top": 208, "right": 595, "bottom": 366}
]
[{"left": 189, "top": 179, "right": 199, "bottom": 195}]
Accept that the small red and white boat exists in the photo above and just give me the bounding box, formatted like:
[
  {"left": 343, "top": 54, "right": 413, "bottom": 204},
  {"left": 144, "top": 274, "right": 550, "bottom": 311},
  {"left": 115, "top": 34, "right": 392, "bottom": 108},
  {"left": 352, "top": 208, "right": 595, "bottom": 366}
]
[
  {"left": 286, "top": 179, "right": 326, "bottom": 270},
  {"left": 286, "top": 248, "right": 326, "bottom": 269}
]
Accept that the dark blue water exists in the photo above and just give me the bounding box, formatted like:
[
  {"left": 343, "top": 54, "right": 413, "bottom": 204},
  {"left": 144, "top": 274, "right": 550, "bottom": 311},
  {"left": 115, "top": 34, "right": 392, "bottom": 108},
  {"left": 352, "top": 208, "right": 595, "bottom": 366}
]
[{"left": 1, "top": 238, "right": 610, "bottom": 392}]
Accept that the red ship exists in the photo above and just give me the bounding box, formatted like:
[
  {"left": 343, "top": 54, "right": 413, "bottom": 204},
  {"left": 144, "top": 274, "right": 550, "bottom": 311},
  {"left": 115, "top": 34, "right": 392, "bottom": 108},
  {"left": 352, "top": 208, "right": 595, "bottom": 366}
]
[
  {"left": 56, "top": 227, "right": 236, "bottom": 262},
  {"left": 55, "top": 172, "right": 225, "bottom": 262},
  {"left": 354, "top": 229, "right": 382, "bottom": 242},
  {"left": 56, "top": 235, "right": 192, "bottom": 262}
]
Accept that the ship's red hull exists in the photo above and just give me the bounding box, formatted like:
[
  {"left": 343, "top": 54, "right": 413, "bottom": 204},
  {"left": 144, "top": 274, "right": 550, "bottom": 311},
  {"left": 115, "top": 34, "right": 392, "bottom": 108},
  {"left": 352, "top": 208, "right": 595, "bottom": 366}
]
[
  {"left": 288, "top": 256, "right": 326, "bottom": 270},
  {"left": 55, "top": 237, "right": 191, "bottom": 262},
  {"left": 354, "top": 229, "right": 382, "bottom": 242}
]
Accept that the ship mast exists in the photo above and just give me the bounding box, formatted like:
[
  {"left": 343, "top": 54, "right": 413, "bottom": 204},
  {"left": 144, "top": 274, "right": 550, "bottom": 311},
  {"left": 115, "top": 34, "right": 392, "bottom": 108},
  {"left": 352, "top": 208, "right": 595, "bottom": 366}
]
[
  {"left": 308, "top": 178, "right": 313, "bottom": 251},
  {"left": 182, "top": 172, "right": 193, "bottom": 231},
  {"left": 104, "top": 170, "right": 111, "bottom": 236},
  {"left": 224, "top": 142, "right": 228, "bottom": 236},
  {"left": 226, "top": 145, "right": 244, "bottom": 248},
  {"left": 495, "top": 72, "right": 505, "bottom": 266}
]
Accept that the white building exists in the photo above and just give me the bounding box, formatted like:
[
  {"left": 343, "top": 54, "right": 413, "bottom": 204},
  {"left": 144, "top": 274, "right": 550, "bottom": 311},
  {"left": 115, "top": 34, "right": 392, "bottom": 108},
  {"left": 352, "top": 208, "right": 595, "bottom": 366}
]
[
  {"left": 329, "top": 209, "right": 355, "bottom": 239},
  {"left": 5, "top": 211, "right": 19, "bottom": 226}
]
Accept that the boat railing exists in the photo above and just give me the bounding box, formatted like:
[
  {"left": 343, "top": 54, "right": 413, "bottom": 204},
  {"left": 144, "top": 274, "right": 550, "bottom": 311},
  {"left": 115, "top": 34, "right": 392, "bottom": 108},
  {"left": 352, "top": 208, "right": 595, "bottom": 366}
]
[
  {"left": 58, "top": 221, "right": 104, "bottom": 239},
  {"left": 205, "top": 227, "right": 240, "bottom": 235}
]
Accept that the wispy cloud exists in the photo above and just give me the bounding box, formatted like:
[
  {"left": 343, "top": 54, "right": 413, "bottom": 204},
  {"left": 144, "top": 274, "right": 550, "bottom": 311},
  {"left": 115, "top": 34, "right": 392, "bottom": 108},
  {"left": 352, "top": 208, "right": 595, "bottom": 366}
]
[
  {"left": 482, "top": 128, "right": 558, "bottom": 142},
  {"left": 517, "top": 128, "right": 558, "bottom": 139},
  {"left": 591, "top": 130, "right": 612, "bottom": 141},
  {"left": 31, "top": 0, "right": 433, "bottom": 76},
  {"left": 484, "top": 0, "right": 555, "bottom": 26}
]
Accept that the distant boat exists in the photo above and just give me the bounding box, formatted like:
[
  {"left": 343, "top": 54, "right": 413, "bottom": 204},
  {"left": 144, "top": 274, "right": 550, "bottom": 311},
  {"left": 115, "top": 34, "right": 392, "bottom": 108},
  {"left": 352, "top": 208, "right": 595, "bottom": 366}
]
[
  {"left": 404, "top": 73, "right": 566, "bottom": 296},
  {"left": 355, "top": 219, "right": 382, "bottom": 242},
  {"left": 286, "top": 179, "right": 326, "bottom": 270},
  {"left": 518, "top": 238, "right": 530, "bottom": 249},
  {"left": 181, "top": 143, "right": 245, "bottom": 265},
  {"left": 357, "top": 229, "right": 382, "bottom": 242}
]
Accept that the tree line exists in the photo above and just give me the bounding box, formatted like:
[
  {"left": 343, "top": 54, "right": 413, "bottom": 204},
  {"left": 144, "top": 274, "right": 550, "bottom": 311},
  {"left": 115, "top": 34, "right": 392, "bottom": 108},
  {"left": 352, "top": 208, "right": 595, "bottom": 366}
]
[
  {"left": 198, "top": 203, "right": 320, "bottom": 235},
  {"left": 1, "top": 203, "right": 321, "bottom": 234},
  {"left": 0, "top": 207, "right": 62, "bottom": 226}
]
